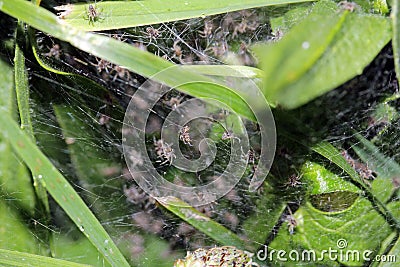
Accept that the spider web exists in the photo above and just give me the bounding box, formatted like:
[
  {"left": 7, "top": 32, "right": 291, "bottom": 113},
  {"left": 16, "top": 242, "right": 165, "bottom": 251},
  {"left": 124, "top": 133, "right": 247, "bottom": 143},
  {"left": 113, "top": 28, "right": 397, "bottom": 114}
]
[{"left": 1, "top": 0, "right": 399, "bottom": 266}]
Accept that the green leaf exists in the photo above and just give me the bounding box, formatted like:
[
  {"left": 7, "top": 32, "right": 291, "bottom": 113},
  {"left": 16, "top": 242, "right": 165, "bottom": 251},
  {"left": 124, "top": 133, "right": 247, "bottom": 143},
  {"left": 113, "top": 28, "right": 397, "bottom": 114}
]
[
  {"left": 255, "top": 0, "right": 392, "bottom": 108},
  {"left": 302, "top": 161, "right": 360, "bottom": 196},
  {"left": 302, "top": 161, "right": 360, "bottom": 213},
  {"left": 373, "top": 0, "right": 389, "bottom": 14},
  {"left": 269, "top": 3, "right": 311, "bottom": 34},
  {"left": 375, "top": 234, "right": 400, "bottom": 266},
  {"left": 269, "top": 198, "right": 393, "bottom": 266},
  {"left": 56, "top": 0, "right": 317, "bottom": 31},
  {"left": 268, "top": 162, "right": 394, "bottom": 266},
  {"left": 158, "top": 196, "right": 249, "bottom": 250},
  {"left": 14, "top": 24, "right": 53, "bottom": 252},
  {"left": 311, "top": 141, "right": 400, "bottom": 231},
  {"left": 0, "top": 113, "right": 130, "bottom": 267},
  {"left": 0, "top": 248, "right": 91, "bottom": 267}
]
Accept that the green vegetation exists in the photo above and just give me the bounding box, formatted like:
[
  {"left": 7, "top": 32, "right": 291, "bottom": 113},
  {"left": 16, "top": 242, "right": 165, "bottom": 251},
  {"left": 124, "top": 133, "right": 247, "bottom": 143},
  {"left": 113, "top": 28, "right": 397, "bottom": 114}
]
[{"left": 0, "top": 0, "right": 399, "bottom": 266}]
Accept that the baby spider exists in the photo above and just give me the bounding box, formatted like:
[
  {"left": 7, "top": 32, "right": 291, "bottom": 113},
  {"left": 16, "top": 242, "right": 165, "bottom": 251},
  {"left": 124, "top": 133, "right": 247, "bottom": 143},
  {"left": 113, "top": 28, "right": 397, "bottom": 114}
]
[
  {"left": 85, "top": 2, "right": 103, "bottom": 25},
  {"left": 110, "top": 65, "right": 131, "bottom": 81},
  {"left": 55, "top": 4, "right": 73, "bottom": 19},
  {"left": 163, "top": 95, "right": 185, "bottom": 110},
  {"left": 284, "top": 173, "right": 303, "bottom": 188},
  {"left": 179, "top": 125, "right": 193, "bottom": 146},
  {"left": 221, "top": 129, "right": 240, "bottom": 141},
  {"left": 247, "top": 149, "right": 256, "bottom": 165},
  {"left": 154, "top": 138, "right": 176, "bottom": 165},
  {"left": 44, "top": 44, "right": 61, "bottom": 59},
  {"left": 222, "top": 130, "right": 233, "bottom": 140},
  {"left": 341, "top": 150, "right": 376, "bottom": 182},
  {"left": 338, "top": 1, "right": 360, "bottom": 12},
  {"left": 172, "top": 40, "right": 183, "bottom": 61},
  {"left": 94, "top": 58, "right": 112, "bottom": 73},
  {"left": 144, "top": 26, "right": 164, "bottom": 44},
  {"left": 271, "top": 28, "right": 284, "bottom": 41},
  {"left": 198, "top": 19, "right": 214, "bottom": 38}
]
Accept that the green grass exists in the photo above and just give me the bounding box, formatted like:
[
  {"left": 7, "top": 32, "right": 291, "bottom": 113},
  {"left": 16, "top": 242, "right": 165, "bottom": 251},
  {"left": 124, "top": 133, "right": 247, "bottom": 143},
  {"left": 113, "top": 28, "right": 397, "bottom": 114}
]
[
  {"left": 1, "top": 0, "right": 400, "bottom": 266},
  {"left": 57, "top": 0, "right": 316, "bottom": 31}
]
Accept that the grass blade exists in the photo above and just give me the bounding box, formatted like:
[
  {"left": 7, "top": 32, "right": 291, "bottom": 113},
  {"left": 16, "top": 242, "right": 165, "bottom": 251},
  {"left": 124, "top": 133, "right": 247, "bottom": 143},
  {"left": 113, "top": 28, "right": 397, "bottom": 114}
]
[
  {"left": 56, "top": 0, "right": 316, "bottom": 31},
  {"left": 14, "top": 23, "right": 51, "bottom": 209},
  {"left": 182, "top": 65, "right": 264, "bottom": 79},
  {"left": 14, "top": 38, "right": 33, "bottom": 138},
  {"left": 158, "top": 196, "right": 249, "bottom": 250},
  {"left": 353, "top": 133, "right": 400, "bottom": 180},
  {"left": 311, "top": 141, "right": 365, "bottom": 186},
  {"left": 14, "top": 24, "right": 53, "bottom": 252},
  {"left": 0, "top": 113, "right": 130, "bottom": 267},
  {"left": 0, "top": 248, "right": 91, "bottom": 267},
  {"left": 1, "top": 0, "right": 256, "bottom": 120},
  {"left": 352, "top": 133, "right": 400, "bottom": 203}
]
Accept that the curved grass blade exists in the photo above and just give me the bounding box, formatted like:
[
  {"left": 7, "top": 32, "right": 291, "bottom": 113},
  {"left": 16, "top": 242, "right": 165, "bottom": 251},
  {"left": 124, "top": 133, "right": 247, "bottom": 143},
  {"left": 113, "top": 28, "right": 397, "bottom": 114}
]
[
  {"left": 157, "top": 196, "right": 249, "bottom": 250},
  {"left": 1, "top": 0, "right": 256, "bottom": 121},
  {"left": 0, "top": 248, "right": 91, "bottom": 267},
  {"left": 354, "top": 133, "right": 400, "bottom": 179},
  {"left": 14, "top": 38, "right": 33, "bottom": 138},
  {"left": 15, "top": 24, "right": 51, "bottom": 211},
  {"left": 352, "top": 133, "right": 400, "bottom": 203},
  {"left": 311, "top": 141, "right": 364, "bottom": 185},
  {"left": 15, "top": 24, "right": 53, "bottom": 253},
  {"left": 0, "top": 113, "right": 130, "bottom": 267},
  {"left": 56, "top": 0, "right": 316, "bottom": 31},
  {"left": 28, "top": 28, "right": 73, "bottom": 76}
]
